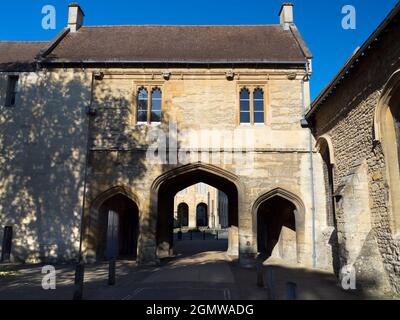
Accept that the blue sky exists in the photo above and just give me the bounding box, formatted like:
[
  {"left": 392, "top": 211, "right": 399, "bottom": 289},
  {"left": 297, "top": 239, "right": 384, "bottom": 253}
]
[{"left": 0, "top": 0, "right": 398, "bottom": 100}]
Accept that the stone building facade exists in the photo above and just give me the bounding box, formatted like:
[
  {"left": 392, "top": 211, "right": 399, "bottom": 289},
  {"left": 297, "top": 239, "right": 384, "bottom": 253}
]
[
  {"left": 306, "top": 3, "right": 400, "bottom": 293},
  {"left": 0, "top": 3, "right": 337, "bottom": 276},
  {"left": 173, "top": 183, "right": 228, "bottom": 229}
]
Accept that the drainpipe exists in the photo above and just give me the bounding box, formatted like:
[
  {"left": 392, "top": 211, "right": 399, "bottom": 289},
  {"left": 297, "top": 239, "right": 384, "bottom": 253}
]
[
  {"left": 76, "top": 72, "right": 97, "bottom": 264},
  {"left": 301, "top": 61, "right": 317, "bottom": 268},
  {"left": 73, "top": 71, "right": 100, "bottom": 300}
]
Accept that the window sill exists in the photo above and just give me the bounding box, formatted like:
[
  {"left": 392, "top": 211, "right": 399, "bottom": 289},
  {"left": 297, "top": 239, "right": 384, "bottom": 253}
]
[
  {"left": 238, "top": 123, "right": 266, "bottom": 127},
  {"left": 135, "top": 122, "right": 162, "bottom": 127}
]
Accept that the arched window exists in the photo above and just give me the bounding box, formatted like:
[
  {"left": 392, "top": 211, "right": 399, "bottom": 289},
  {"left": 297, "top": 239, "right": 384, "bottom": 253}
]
[
  {"left": 151, "top": 88, "right": 162, "bottom": 123},
  {"left": 240, "top": 88, "right": 251, "bottom": 124},
  {"left": 253, "top": 88, "right": 264, "bottom": 124},
  {"left": 137, "top": 87, "right": 148, "bottom": 123}
]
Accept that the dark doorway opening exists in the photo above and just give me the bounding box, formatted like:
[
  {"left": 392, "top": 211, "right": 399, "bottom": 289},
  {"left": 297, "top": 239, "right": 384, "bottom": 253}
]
[
  {"left": 98, "top": 194, "right": 139, "bottom": 260},
  {"left": 177, "top": 203, "right": 189, "bottom": 227},
  {"left": 1, "top": 226, "right": 13, "bottom": 262},
  {"left": 257, "top": 196, "right": 296, "bottom": 260},
  {"left": 196, "top": 203, "right": 208, "bottom": 227}
]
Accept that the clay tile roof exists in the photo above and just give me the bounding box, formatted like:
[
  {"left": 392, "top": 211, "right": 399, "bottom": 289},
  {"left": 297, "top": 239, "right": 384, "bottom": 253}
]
[
  {"left": 46, "top": 25, "right": 310, "bottom": 64},
  {"left": 0, "top": 41, "right": 48, "bottom": 71}
]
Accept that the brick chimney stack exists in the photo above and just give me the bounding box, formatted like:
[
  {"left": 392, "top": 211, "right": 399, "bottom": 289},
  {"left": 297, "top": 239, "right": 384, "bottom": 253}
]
[
  {"left": 279, "top": 3, "right": 294, "bottom": 30},
  {"left": 68, "top": 3, "right": 85, "bottom": 32}
]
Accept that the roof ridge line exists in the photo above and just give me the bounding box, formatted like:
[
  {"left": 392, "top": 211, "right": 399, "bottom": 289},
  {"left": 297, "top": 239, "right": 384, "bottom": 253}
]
[
  {"left": 80, "top": 24, "right": 280, "bottom": 28},
  {"left": 0, "top": 40, "right": 49, "bottom": 43}
]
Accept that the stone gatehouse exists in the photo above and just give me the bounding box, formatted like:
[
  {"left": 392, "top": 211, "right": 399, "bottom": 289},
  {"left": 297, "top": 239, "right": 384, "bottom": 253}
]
[
  {"left": 1, "top": 2, "right": 397, "bottom": 294},
  {"left": 0, "top": 2, "right": 326, "bottom": 267}
]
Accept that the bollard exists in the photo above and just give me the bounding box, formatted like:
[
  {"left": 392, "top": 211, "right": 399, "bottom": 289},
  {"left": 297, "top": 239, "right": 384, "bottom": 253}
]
[
  {"left": 1, "top": 226, "right": 13, "bottom": 262},
  {"left": 266, "top": 267, "right": 275, "bottom": 300},
  {"left": 257, "top": 263, "right": 264, "bottom": 288},
  {"left": 177, "top": 231, "right": 182, "bottom": 241},
  {"left": 203, "top": 231, "right": 206, "bottom": 240},
  {"left": 108, "top": 259, "right": 116, "bottom": 286},
  {"left": 286, "top": 282, "right": 297, "bottom": 300},
  {"left": 190, "top": 230, "right": 193, "bottom": 240},
  {"left": 216, "top": 230, "right": 219, "bottom": 240},
  {"left": 73, "top": 262, "right": 85, "bottom": 300}
]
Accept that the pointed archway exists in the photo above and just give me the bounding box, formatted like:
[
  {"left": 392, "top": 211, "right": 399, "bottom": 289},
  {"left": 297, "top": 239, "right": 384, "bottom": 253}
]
[
  {"left": 86, "top": 187, "right": 140, "bottom": 261},
  {"left": 151, "top": 162, "right": 244, "bottom": 259},
  {"left": 252, "top": 188, "right": 305, "bottom": 264}
]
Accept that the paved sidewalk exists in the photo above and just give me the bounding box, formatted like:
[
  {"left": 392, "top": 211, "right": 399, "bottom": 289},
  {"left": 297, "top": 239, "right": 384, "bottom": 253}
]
[{"left": 0, "top": 239, "right": 390, "bottom": 300}]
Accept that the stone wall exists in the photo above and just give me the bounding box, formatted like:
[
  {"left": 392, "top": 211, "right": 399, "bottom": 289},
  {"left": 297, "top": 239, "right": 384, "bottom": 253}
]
[
  {"left": 0, "top": 70, "right": 91, "bottom": 262},
  {"left": 310, "top": 22, "right": 400, "bottom": 293}
]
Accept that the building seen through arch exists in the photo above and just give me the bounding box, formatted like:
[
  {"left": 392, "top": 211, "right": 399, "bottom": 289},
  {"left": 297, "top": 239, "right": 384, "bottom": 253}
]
[{"left": 174, "top": 183, "right": 228, "bottom": 229}]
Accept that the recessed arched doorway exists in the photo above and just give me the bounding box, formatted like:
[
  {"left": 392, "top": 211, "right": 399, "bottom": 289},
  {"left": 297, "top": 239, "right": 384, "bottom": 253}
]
[
  {"left": 253, "top": 188, "right": 305, "bottom": 264},
  {"left": 90, "top": 191, "right": 140, "bottom": 261},
  {"left": 177, "top": 203, "right": 189, "bottom": 227},
  {"left": 316, "top": 136, "right": 341, "bottom": 275},
  {"left": 394, "top": 98, "right": 400, "bottom": 178},
  {"left": 196, "top": 203, "right": 208, "bottom": 227},
  {"left": 375, "top": 70, "right": 400, "bottom": 236},
  {"left": 152, "top": 163, "right": 241, "bottom": 259}
]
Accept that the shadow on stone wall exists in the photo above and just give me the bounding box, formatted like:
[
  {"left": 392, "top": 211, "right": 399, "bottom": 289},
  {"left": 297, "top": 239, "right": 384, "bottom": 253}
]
[{"left": 0, "top": 71, "right": 149, "bottom": 263}]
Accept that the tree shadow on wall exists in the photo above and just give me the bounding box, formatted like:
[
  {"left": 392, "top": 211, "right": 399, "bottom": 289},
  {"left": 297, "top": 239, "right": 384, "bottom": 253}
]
[{"left": 0, "top": 71, "right": 151, "bottom": 263}]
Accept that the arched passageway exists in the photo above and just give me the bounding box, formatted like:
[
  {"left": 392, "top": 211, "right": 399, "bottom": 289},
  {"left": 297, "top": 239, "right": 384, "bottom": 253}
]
[
  {"left": 196, "top": 203, "right": 208, "bottom": 227},
  {"left": 254, "top": 189, "right": 305, "bottom": 264},
  {"left": 152, "top": 163, "right": 240, "bottom": 259},
  {"left": 257, "top": 196, "right": 296, "bottom": 259},
  {"left": 95, "top": 193, "right": 139, "bottom": 260}
]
